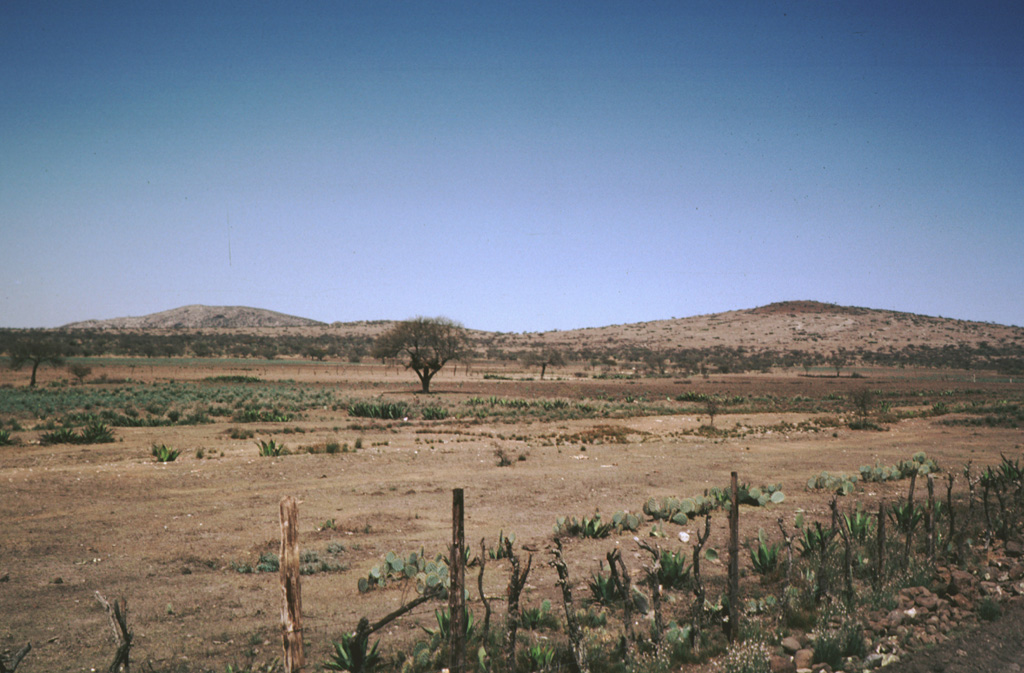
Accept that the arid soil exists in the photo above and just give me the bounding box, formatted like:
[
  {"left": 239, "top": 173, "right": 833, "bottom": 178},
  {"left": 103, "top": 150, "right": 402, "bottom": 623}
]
[{"left": 1, "top": 361, "right": 1022, "bottom": 672}]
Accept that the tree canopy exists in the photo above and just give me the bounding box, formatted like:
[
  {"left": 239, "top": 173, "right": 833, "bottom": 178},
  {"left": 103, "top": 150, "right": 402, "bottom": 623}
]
[
  {"left": 371, "top": 317, "right": 467, "bottom": 393},
  {"left": 8, "top": 337, "right": 66, "bottom": 387}
]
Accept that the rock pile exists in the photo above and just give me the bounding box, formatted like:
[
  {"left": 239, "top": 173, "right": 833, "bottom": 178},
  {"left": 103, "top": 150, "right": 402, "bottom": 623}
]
[{"left": 768, "top": 539, "right": 1024, "bottom": 672}]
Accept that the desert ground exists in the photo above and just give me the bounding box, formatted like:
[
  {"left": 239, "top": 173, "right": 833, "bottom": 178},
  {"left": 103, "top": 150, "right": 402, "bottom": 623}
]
[{"left": 1, "top": 358, "right": 1022, "bottom": 672}]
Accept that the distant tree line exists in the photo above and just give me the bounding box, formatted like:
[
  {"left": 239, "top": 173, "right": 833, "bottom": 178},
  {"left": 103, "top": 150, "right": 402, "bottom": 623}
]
[
  {"left": 1, "top": 329, "right": 1021, "bottom": 376},
  {"left": 0, "top": 329, "right": 374, "bottom": 362}
]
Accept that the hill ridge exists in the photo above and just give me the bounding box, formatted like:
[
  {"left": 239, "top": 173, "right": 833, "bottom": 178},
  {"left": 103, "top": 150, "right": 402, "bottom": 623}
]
[{"left": 63, "top": 305, "right": 325, "bottom": 330}]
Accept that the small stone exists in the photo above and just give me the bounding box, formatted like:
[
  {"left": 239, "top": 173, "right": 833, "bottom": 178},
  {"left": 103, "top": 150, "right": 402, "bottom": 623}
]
[
  {"left": 1005, "top": 540, "right": 1023, "bottom": 557},
  {"left": 781, "top": 637, "right": 802, "bottom": 654},
  {"left": 886, "top": 609, "right": 905, "bottom": 627},
  {"left": 795, "top": 648, "right": 814, "bottom": 670},
  {"left": 771, "top": 654, "right": 797, "bottom": 673},
  {"left": 864, "top": 653, "right": 883, "bottom": 669},
  {"left": 915, "top": 593, "right": 939, "bottom": 610}
]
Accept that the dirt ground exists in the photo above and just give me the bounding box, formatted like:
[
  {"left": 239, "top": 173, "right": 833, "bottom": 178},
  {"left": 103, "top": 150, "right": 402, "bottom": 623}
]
[{"left": 1, "top": 362, "right": 1022, "bottom": 672}]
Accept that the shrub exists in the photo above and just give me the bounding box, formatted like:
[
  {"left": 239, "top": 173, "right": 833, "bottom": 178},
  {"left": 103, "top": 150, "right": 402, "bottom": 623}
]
[
  {"left": 0, "top": 428, "right": 13, "bottom": 445},
  {"left": 494, "top": 448, "right": 513, "bottom": 467},
  {"left": 813, "top": 621, "right": 865, "bottom": 669},
  {"left": 719, "top": 639, "right": 772, "bottom": 673},
  {"left": 978, "top": 597, "right": 1002, "bottom": 621}
]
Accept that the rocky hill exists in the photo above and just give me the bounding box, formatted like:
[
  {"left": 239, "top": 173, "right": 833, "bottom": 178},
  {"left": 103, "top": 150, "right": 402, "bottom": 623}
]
[
  {"left": 519, "top": 300, "right": 1024, "bottom": 355},
  {"left": 63, "top": 305, "right": 325, "bottom": 330}
]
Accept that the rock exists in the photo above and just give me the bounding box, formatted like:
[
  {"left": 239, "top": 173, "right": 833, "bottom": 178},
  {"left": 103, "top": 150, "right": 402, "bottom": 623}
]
[
  {"left": 1005, "top": 540, "right": 1024, "bottom": 557},
  {"left": 771, "top": 654, "right": 797, "bottom": 673},
  {"left": 794, "top": 648, "right": 814, "bottom": 670},
  {"left": 863, "top": 653, "right": 884, "bottom": 669},
  {"left": 886, "top": 609, "right": 905, "bottom": 627},
  {"left": 781, "top": 637, "right": 802, "bottom": 655},
  {"left": 915, "top": 592, "right": 939, "bottom": 611},
  {"left": 1009, "top": 563, "right": 1024, "bottom": 580},
  {"left": 949, "top": 569, "right": 978, "bottom": 597},
  {"left": 950, "top": 593, "right": 975, "bottom": 610}
]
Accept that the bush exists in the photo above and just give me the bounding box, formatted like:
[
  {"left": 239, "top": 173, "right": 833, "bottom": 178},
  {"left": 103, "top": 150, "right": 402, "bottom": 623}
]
[
  {"left": 979, "top": 597, "right": 1002, "bottom": 621},
  {"left": 813, "top": 621, "right": 865, "bottom": 669},
  {"left": 720, "top": 640, "right": 772, "bottom": 673}
]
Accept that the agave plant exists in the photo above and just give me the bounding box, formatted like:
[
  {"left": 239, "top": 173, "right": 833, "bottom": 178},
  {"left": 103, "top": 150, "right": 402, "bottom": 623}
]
[
  {"left": 588, "top": 568, "right": 623, "bottom": 605},
  {"left": 325, "top": 632, "right": 380, "bottom": 672},
  {"left": 798, "top": 522, "right": 838, "bottom": 557},
  {"left": 256, "top": 438, "right": 286, "bottom": 457},
  {"left": 151, "top": 443, "right": 181, "bottom": 462},
  {"left": 748, "top": 528, "right": 781, "bottom": 575},
  {"left": 656, "top": 548, "right": 692, "bottom": 589},
  {"left": 844, "top": 504, "right": 876, "bottom": 542}
]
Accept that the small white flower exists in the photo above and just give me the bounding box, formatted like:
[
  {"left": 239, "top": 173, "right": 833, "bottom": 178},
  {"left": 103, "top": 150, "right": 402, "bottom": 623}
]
[{"left": 678, "top": 531, "right": 690, "bottom": 543}]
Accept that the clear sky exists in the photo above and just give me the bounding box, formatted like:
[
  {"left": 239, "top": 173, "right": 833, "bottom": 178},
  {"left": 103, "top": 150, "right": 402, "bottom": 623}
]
[{"left": 3, "top": 1, "right": 1023, "bottom": 331}]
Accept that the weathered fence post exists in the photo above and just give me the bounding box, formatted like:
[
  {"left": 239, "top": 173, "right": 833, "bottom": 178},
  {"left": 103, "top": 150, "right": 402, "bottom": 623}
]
[
  {"left": 875, "top": 500, "right": 886, "bottom": 589},
  {"left": 280, "top": 496, "right": 304, "bottom": 672},
  {"left": 727, "top": 471, "right": 740, "bottom": 642},
  {"left": 904, "top": 471, "right": 918, "bottom": 566},
  {"left": 449, "top": 488, "right": 466, "bottom": 673},
  {"left": 946, "top": 473, "right": 957, "bottom": 561},
  {"left": 926, "top": 474, "right": 936, "bottom": 562}
]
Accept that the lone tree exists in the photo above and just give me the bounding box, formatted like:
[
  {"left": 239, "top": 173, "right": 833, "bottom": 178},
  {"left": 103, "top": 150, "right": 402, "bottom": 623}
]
[
  {"left": 521, "top": 349, "right": 565, "bottom": 380},
  {"left": 8, "top": 338, "right": 66, "bottom": 387},
  {"left": 372, "top": 317, "right": 467, "bottom": 393}
]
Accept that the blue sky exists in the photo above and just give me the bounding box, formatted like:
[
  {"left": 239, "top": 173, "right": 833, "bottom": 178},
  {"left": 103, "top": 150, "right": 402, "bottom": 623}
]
[{"left": 3, "top": 1, "right": 1023, "bottom": 330}]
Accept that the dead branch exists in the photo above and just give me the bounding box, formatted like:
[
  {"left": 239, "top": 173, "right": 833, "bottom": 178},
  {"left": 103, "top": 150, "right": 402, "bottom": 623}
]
[
  {"left": 690, "top": 513, "right": 713, "bottom": 656},
  {"left": 0, "top": 643, "right": 31, "bottom": 673},
  {"left": 478, "top": 538, "right": 491, "bottom": 643},
  {"left": 550, "top": 539, "right": 590, "bottom": 673},
  {"left": 504, "top": 537, "right": 533, "bottom": 672},
  {"left": 95, "top": 592, "right": 132, "bottom": 673}
]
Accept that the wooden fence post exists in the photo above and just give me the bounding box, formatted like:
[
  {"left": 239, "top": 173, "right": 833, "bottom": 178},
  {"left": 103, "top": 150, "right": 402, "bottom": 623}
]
[
  {"left": 926, "top": 474, "right": 936, "bottom": 562},
  {"left": 875, "top": 500, "right": 886, "bottom": 589},
  {"left": 280, "top": 496, "right": 304, "bottom": 672},
  {"left": 449, "top": 488, "right": 466, "bottom": 673},
  {"left": 727, "top": 471, "right": 739, "bottom": 642}
]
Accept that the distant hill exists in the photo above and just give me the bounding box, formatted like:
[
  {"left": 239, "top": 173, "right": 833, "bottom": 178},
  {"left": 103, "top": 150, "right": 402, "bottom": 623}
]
[
  {"left": 521, "top": 300, "right": 1024, "bottom": 356},
  {"left": 50, "top": 301, "right": 1024, "bottom": 373},
  {"left": 63, "top": 305, "right": 325, "bottom": 330}
]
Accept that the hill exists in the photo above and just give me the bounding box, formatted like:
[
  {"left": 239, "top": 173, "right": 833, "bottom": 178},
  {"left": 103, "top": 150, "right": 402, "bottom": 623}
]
[
  {"left": 521, "top": 300, "right": 1024, "bottom": 355},
  {"left": 63, "top": 305, "right": 325, "bottom": 330},
  {"left": 42, "top": 301, "right": 1023, "bottom": 373}
]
